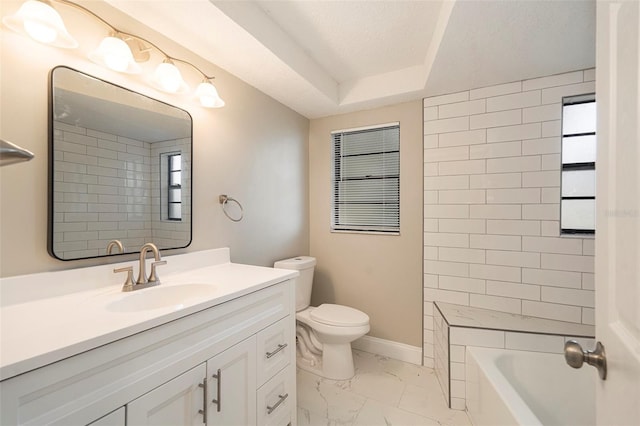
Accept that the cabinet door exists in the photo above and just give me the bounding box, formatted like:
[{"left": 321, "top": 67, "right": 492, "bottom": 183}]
[
  {"left": 127, "top": 364, "right": 206, "bottom": 426},
  {"left": 87, "top": 407, "right": 125, "bottom": 426},
  {"left": 206, "top": 336, "right": 257, "bottom": 426}
]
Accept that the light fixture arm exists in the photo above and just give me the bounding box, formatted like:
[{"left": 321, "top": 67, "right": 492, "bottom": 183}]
[
  {"left": 47, "top": 0, "right": 216, "bottom": 81},
  {"left": 168, "top": 56, "right": 215, "bottom": 81}
]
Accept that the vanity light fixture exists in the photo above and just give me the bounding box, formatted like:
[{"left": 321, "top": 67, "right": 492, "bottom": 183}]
[
  {"left": 2, "top": 0, "right": 77, "bottom": 48},
  {"left": 2, "top": 0, "right": 225, "bottom": 108},
  {"left": 88, "top": 33, "right": 141, "bottom": 74},
  {"left": 153, "top": 58, "right": 189, "bottom": 94},
  {"left": 196, "top": 80, "right": 225, "bottom": 108}
]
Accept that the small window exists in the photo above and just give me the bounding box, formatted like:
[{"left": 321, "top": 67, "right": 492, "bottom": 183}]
[
  {"left": 167, "top": 153, "right": 182, "bottom": 221},
  {"left": 561, "top": 94, "right": 596, "bottom": 235},
  {"left": 331, "top": 123, "right": 400, "bottom": 234}
]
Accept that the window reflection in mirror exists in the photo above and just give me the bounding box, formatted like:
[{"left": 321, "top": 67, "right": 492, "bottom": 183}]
[{"left": 49, "top": 66, "right": 192, "bottom": 260}]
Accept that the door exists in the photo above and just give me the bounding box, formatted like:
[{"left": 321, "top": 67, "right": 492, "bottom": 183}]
[
  {"left": 595, "top": 1, "right": 640, "bottom": 424},
  {"left": 127, "top": 364, "right": 206, "bottom": 425},
  {"left": 206, "top": 336, "right": 257, "bottom": 426}
]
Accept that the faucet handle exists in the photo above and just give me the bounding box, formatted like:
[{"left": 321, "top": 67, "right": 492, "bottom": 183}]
[
  {"left": 148, "top": 260, "right": 167, "bottom": 283},
  {"left": 114, "top": 266, "right": 135, "bottom": 291}
]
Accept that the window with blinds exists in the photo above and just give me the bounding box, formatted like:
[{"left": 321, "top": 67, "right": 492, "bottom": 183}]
[
  {"left": 561, "top": 94, "right": 596, "bottom": 234},
  {"left": 331, "top": 123, "right": 400, "bottom": 234}
]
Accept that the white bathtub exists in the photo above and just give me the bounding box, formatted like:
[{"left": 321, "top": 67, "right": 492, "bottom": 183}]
[{"left": 466, "top": 346, "right": 595, "bottom": 426}]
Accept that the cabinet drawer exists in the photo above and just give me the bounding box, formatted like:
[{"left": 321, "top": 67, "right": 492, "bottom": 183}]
[
  {"left": 256, "top": 316, "right": 293, "bottom": 386},
  {"left": 257, "top": 367, "right": 295, "bottom": 426}
]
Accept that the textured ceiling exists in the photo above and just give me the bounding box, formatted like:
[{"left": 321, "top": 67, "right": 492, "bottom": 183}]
[
  {"left": 253, "top": 0, "right": 442, "bottom": 82},
  {"left": 425, "top": 0, "right": 596, "bottom": 98},
  {"left": 105, "top": 0, "right": 596, "bottom": 119}
]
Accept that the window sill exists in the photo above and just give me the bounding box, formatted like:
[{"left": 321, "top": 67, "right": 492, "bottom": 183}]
[
  {"left": 560, "top": 232, "right": 595, "bottom": 239},
  {"left": 330, "top": 229, "right": 400, "bottom": 236}
]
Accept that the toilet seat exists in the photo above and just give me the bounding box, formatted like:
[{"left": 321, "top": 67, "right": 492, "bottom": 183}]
[{"left": 310, "top": 304, "right": 369, "bottom": 327}]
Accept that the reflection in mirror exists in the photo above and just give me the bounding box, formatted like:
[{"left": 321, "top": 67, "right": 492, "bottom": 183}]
[{"left": 49, "top": 66, "right": 192, "bottom": 260}]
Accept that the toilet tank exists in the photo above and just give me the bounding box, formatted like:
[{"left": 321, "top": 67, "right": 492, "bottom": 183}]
[{"left": 273, "top": 256, "right": 316, "bottom": 311}]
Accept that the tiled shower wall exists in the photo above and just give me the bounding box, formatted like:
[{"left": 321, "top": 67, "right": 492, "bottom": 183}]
[
  {"left": 53, "top": 121, "right": 188, "bottom": 259},
  {"left": 422, "top": 69, "right": 596, "bottom": 367}
]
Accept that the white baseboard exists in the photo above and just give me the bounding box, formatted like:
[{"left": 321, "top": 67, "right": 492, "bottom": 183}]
[{"left": 352, "top": 335, "right": 423, "bottom": 366}]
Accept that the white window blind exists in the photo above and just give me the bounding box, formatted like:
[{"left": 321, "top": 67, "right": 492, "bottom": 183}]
[
  {"left": 561, "top": 94, "right": 596, "bottom": 235},
  {"left": 331, "top": 123, "right": 400, "bottom": 233}
]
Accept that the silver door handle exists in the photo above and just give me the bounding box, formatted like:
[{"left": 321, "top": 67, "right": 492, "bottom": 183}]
[
  {"left": 198, "top": 379, "right": 207, "bottom": 424},
  {"left": 564, "top": 340, "right": 607, "bottom": 380},
  {"left": 211, "top": 369, "right": 221, "bottom": 412},
  {"left": 266, "top": 393, "right": 289, "bottom": 414},
  {"left": 266, "top": 343, "right": 288, "bottom": 359}
]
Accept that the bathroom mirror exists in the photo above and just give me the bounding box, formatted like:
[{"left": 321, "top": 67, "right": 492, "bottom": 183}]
[{"left": 49, "top": 66, "right": 192, "bottom": 260}]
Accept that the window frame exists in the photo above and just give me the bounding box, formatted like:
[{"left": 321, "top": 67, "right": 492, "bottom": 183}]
[
  {"left": 167, "top": 153, "right": 182, "bottom": 221},
  {"left": 560, "top": 93, "right": 596, "bottom": 236},
  {"left": 330, "top": 122, "right": 400, "bottom": 235}
]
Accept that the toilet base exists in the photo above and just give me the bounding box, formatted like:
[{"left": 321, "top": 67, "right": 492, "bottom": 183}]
[{"left": 296, "top": 342, "right": 355, "bottom": 380}]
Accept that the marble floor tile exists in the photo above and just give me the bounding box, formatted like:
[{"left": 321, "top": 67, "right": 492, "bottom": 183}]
[
  {"left": 297, "top": 368, "right": 367, "bottom": 424},
  {"left": 353, "top": 399, "right": 442, "bottom": 426},
  {"left": 297, "top": 350, "right": 471, "bottom": 426},
  {"left": 343, "top": 369, "right": 406, "bottom": 406}
]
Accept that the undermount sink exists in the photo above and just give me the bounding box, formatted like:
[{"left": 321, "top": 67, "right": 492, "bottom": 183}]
[{"left": 106, "top": 283, "right": 217, "bottom": 312}]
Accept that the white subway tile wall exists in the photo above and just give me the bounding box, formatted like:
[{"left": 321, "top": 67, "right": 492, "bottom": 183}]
[
  {"left": 433, "top": 307, "right": 450, "bottom": 407},
  {"left": 53, "top": 122, "right": 190, "bottom": 259},
  {"left": 423, "top": 70, "right": 596, "bottom": 367}
]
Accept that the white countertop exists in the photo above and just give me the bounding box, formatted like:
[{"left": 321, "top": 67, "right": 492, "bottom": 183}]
[{"left": 0, "top": 248, "right": 297, "bottom": 381}]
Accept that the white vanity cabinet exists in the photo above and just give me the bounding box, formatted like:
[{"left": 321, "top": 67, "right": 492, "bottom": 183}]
[
  {"left": 0, "top": 279, "right": 296, "bottom": 426},
  {"left": 87, "top": 408, "right": 125, "bottom": 426}
]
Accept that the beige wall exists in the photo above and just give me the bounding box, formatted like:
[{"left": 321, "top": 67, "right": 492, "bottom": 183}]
[
  {"left": 0, "top": 1, "right": 309, "bottom": 277},
  {"left": 309, "top": 101, "right": 423, "bottom": 347}
]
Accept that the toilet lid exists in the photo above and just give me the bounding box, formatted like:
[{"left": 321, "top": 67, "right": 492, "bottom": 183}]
[{"left": 310, "top": 304, "right": 369, "bottom": 327}]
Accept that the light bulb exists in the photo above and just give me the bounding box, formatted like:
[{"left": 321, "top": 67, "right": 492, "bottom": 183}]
[
  {"left": 24, "top": 17, "right": 57, "bottom": 43},
  {"left": 89, "top": 36, "right": 140, "bottom": 74},
  {"left": 154, "top": 60, "right": 186, "bottom": 93},
  {"left": 196, "top": 81, "right": 225, "bottom": 108},
  {"left": 2, "top": 0, "right": 78, "bottom": 48}
]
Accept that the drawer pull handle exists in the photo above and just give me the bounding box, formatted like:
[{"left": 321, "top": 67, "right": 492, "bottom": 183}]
[
  {"left": 266, "top": 343, "right": 288, "bottom": 359},
  {"left": 198, "top": 380, "right": 207, "bottom": 424},
  {"left": 266, "top": 393, "right": 289, "bottom": 414},
  {"left": 211, "top": 369, "right": 221, "bottom": 412}
]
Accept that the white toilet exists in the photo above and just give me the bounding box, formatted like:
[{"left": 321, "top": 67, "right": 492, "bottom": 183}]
[{"left": 274, "top": 256, "right": 370, "bottom": 380}]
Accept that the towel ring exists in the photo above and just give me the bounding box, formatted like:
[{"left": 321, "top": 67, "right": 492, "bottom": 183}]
[{"left": 219, "top": 194, "right": 244, "bottom": 222}]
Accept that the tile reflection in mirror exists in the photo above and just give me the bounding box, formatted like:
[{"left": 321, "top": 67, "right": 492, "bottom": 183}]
[{"left": 49, "top": 66, "right": 192, "bottom": 260}]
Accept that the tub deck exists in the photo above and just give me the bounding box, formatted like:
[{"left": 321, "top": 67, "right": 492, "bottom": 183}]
[{"left": 433, "top": 302, "right": 594, "bottom": 410}]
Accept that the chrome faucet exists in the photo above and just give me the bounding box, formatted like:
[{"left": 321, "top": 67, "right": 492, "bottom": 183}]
[
  {"left": 114, "top": 242, "right": 166, "bottom": 292},
  {"left": 106, "top": 240, "right": 124, "bottom": 255}
]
